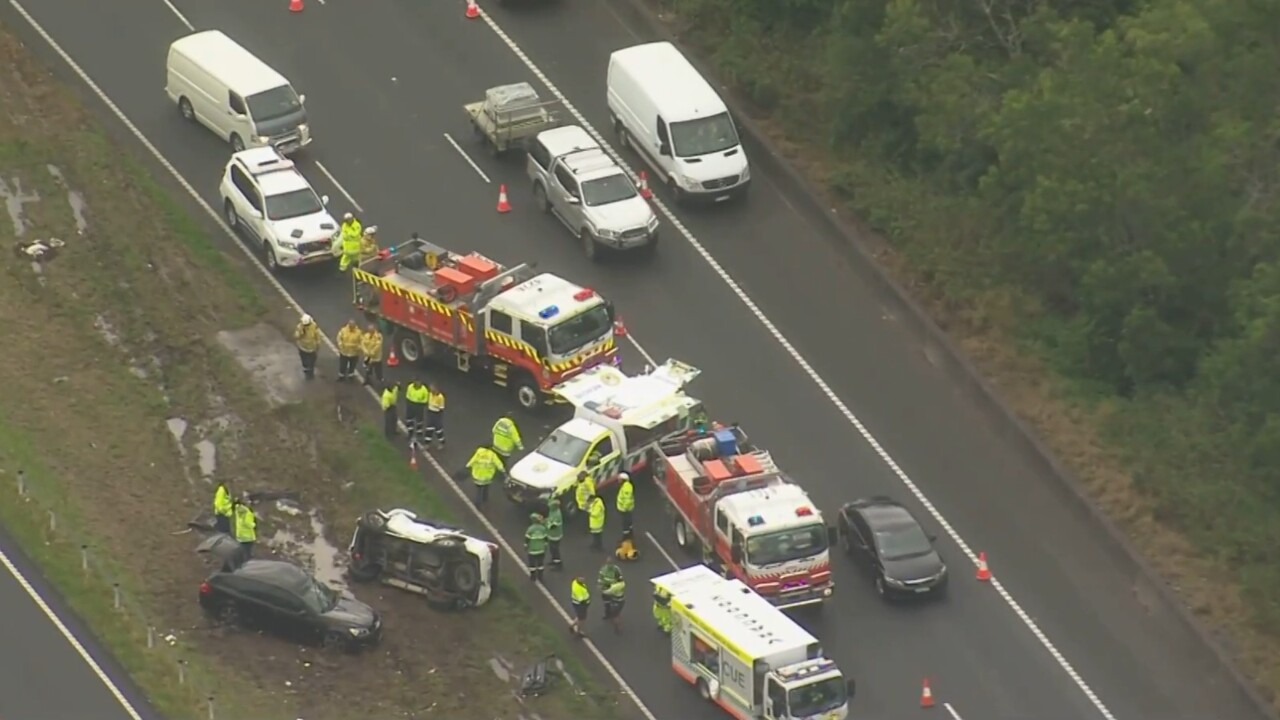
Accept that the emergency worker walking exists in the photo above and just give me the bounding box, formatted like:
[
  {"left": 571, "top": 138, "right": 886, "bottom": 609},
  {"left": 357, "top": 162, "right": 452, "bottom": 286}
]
[
  {"left": 545, "top": 497, "right": 564, "bottom": 569},
  {"left": 360, "top": 323, "right": 384, "bottom": 386},
  {"left": 212, "top": 480, "right": 233, "bottom": 534},
  {"left": 404, "top": 379, "right": 429, "bottom": 443},
  {"left": 598, "top": 562, "right": 626, "bottom": 634},
  {"left": 425, "top": 383, "right": 446, "bottom": 448},
  {"left": 293, "top": 314, "right": 320, "bottom": 379},
  {"left": 588, "top": 493, "right": 606, "bottom": 550},
  {"left": 336, "top": 320, "right": 363, "bottom": 381},
  {"left": 570, "top": 577, "right": 591, "bottom": 637},
  {"left": 466, "top": 445, "right": 504, "bottom": 506},
  {"left": 616, "top": 472, "right": 635, "bottom": 532},
  {"left": 525, "top": 513, "right": 548, "bottom": 582},
  {"left": 652, "top": 585, "right": 673, "bottom": 634},
  {"left": 491, "top": 413, "right": 523, "bottom": 459},
  {"left": 233, "top": 499, "right": 258, "bottom": 560},
  {"left": 338, "top": 213, "right": 362, "bottom": 272},
  {"left": 381, "top": 382, "right": 399, "bottom": 438}
]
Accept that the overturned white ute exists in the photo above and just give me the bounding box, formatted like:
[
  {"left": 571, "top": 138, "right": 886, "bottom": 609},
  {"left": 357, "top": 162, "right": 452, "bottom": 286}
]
[{"left": 347, "top": 508, "right": 498, "bottom": 610}]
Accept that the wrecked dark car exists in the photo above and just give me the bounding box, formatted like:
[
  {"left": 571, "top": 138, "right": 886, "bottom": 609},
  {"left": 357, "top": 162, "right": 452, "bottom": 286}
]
[{"left": 347, "top": 508, "right": 498, "bottom": 610}]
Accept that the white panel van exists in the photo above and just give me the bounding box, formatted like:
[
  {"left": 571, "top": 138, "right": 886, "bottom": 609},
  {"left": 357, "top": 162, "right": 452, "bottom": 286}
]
[
  {"left": 607, "top": 41, "right": 749, "bottom": 203},
  {"left": 165, "top": 30, "right": 312, "bottom": 155}
]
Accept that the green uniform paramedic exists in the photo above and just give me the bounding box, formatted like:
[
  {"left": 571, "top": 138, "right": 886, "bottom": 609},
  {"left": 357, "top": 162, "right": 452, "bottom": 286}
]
[
  {"left": 546, "top": 497, "right": 564, "bottom": 569},
  {"left": 525, "top": 513, "right": 548, "bottom": 582}
]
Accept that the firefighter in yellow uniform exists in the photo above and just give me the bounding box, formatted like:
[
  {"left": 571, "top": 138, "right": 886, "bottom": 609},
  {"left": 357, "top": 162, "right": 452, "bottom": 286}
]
[
  {"left": 588, "top": 494, "right": 606, "bottom": 551},
  {"left": 359, "top": 225, "right": 381, "bottom": 262},
  {"left": 491, "top": 413, "right": 523, "bottom": 460},
  {"left": 360, "top": 323, "right": 384, "bottom": 386},
  {"left": 652, "top": 585, "right": 673, "bottom": 634},
  {"left": 294, "top": 314, "right": 320, "bottom": 379},
  {"left": 212, "top": 480, "right": 234, "bottom": 534},
  {"left": 338, "top": 213, "right": 362, "bottom": 271},
  {"left": 425, "top": 383, "right": 446, "bottom": 449},
  {"left": 336, "top": 320, "right": 363, "bottom": 382},
  {"left": 466, "top": 445, "right": 504, "bottom": 507}
]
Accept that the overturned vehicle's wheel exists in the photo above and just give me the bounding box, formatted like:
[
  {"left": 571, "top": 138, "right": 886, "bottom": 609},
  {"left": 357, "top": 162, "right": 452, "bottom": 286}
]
[{"left": 452, "top": 562, "right": 480, "bottom": 596}]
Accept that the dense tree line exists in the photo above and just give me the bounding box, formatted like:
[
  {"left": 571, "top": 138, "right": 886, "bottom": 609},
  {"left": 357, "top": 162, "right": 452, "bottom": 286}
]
[{"left": 668, "top": 0, "right": 1280, "bottom": 629}]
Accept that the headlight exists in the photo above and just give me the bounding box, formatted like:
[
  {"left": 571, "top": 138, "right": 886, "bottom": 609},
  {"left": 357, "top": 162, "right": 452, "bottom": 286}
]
[
  {"left": 277, "top": 240, "right": 297, "bottom": 250},
  {"left": 741, "top": 165, "right": 750, "bottom": 181},
  {"left": 299, "top": 124, "right": 310, "bottom": 139},
  {"left": 884, "top": 576, "right": 907, "bottom": 588},
  {"left": 348, "top": 627, "right": 369, "bottom": 637},
  {"left": 596, "top": 228, "right": 618, "bottom": 240},
  {"left": 646, "top": 216, "right": 659, "bottom": 230},
  {"left": 254, "top": 136, "right": 270, "bottom": 145}
]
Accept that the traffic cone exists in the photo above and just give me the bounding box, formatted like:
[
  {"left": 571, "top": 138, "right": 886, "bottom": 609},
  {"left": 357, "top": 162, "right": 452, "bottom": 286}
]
[
  {"left": 975, "top": 551, "right": 991, "bottom": 581},
  {"left": 920, "top": 678, "right": 935, "bottom": 708},
  {"left": 410, "top": 451, "right": 418, "bottom": 470},
  {"left": 613, "top": 317, "right": 627, "bottom": 337},
  {"left": 496, "top": 184, "right": 511, "bottom": 213},
  {"left": 637, "top": 170, "right": 652, "bottom": 199},
  {"left": 465, "top": 0, "right": 480, "bottom": 19},
  {"left": 386, "top": 348, "right": 399, "bottom": 367},
  {"left": 288, "top": 0, "right": 303, "bottom": 12}
]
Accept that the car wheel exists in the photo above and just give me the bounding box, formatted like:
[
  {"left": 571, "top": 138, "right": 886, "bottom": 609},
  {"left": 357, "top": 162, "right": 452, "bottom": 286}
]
[
  {"left": 223, "top": 200, "right": 239, "bottom": 229},
  {"left": 513, "top": 375, "right": 540, "bottom": 411},
  {"left": 178, "top": 97, "right": 194, "bottom": 121},
  {"left": 216, "top": 602, "right": 239, "bottom": 627},
  {"left": 321, "top": 631, "right": 348, "bottom": 652},
  {"left": 667, "top": 176, "right": 685, "bottom": 204},
  {"left": 398, "top": 332, "right": 422, "bottom": 363},
  {"left": 617, "top": 126, "right": 629, "bottom": 151},
  {"left": 533, "top": 183, "right": 549, "bottom": 213},
  {"left": 263, "top": 241, "right": 280, "bottom": 272},
  {"left": 674, "top": 518, "right": 689, "bottom": 548},
  {"left": 230, "top": 133, "right": 245, "bottom": 152},
  {"left": 581, "top": 230, "right": 598, "bottom": 261},
  {"left": 452, "top": 563, "right": 480, "bottom": 595}
]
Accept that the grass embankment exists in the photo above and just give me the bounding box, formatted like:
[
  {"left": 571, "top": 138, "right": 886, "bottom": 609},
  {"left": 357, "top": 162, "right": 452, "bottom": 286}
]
[{"left": 0, "top": 22, "right": 619, "bottom": 720}]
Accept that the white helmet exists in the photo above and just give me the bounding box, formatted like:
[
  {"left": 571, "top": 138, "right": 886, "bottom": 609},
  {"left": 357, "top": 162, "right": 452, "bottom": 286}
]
[
  {"left": 300, "top": 314, "right": 313, "bottom": 325},
  {"left": 364, "top": 225, "right": 378, "bottom": 235},
  {"left": 342, "top": 212, "right": 354, "bottom": 221}
]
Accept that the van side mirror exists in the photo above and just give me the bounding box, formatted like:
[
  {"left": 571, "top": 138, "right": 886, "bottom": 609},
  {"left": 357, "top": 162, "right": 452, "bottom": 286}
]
[
  {"left": 565, "top": 196, "right": 580, "bottom": 205},
  {"left": 298, "top": 93, "right": 307, "bottom": 104},
  {"left": 658, "top": 143, "right": 671, "bottom": 158},
  {"left": 321, "top": 194, "right": 330, "bottom": 205}
]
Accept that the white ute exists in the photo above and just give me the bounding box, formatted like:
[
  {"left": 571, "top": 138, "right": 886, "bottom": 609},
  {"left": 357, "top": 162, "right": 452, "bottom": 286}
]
[{"left": 218, "top": 147, "right": 339, "bottom": 272}]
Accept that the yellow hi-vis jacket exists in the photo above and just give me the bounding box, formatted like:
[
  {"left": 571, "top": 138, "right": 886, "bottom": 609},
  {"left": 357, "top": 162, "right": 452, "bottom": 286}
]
[
  {"left": 405, "top": 383, "right": 429, "bottom": 406},
  {"left": 467, "top": 447, "right": 504, "bottom": 485},
  {"left": 213, "top": 484, "right": 233, "bottom": 519},
  {"left": 234, "top": 504, "right": 257, "bottom": 543},
  {"left": 381, "top": 386, "right": 398, "bottom": 410},
  {"left": 575, "top": 474, "right": 595, "bottom": 511},
  {"left": 361, "top": 329, "right": 383, "bottom": 361},
  {"left": 588, "top": 496, "right": 606, "bottom": 533},
  {"left": 427, "top": 390, "right": 446, "bottom": 412},
  {"left": 491, "top": 417, "right": 523, "bottom": 455},
  {"left": 294, "top": 322, "right": 320, "bottom": 352},
  {"left": 616, "top": 478, "right": 635, "bottom": 513},
  {"left": 340, "top": 218, "right": 362, "bottom": 250},
  {"left": 337, "top": 324, "right": 363, "bottom": 357}
]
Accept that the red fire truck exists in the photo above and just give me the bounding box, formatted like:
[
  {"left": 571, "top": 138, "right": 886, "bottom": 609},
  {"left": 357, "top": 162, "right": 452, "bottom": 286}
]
[
  {"left": 655, "top": 425, "right": 835, "bottom": 609},
  {"left": 352, "top": 236, "right": 620, "bottom": 410}
]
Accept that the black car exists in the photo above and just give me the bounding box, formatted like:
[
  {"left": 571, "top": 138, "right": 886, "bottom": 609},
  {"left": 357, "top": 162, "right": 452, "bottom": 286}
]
[
  {"left": 837, "top": 497, "right": 948, "bottom": 599},
  {"left": 198, "top": 559, "right": 381, "bottom": 650}
]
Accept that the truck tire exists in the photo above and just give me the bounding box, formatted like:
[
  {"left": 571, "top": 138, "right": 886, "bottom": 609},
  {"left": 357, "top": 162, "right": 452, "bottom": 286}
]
[
  {"left": 674, "top": 517, "right": 693, "bottom": 550},
  {"left": 513, "top": 373, "right": 541, "bottom": 411},
  {"left": 451, "top": 563, "right": 480, "bottom": 595}
]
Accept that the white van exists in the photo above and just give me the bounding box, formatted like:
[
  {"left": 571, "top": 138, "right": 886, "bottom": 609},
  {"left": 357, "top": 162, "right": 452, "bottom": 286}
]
[
  {"left": 607, "top": 41, "right": 749, "bottom": 203},
  {"left": 165, "top": 30, "right": 311, "bottom": 155}
]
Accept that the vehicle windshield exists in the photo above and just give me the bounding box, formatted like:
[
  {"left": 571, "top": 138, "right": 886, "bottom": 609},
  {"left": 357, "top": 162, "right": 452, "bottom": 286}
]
[
  {"left": 246, "top": 86, "right": 302, "bottom": 122},
  {"left": 745, "top": 523, "right": 828, "bottom": 566},
  {"left": 547, "top": 303, "right": 613, "bottom": 356},
  {"left": 670, "top": 112, "right": 739, "bottom": 158},
  {"left": 875, "top": 524, "right": 933, "bottom": 561},
  {"left": 264, "top": 187, "right": 324, "bottom": 221},
  {"left": 787, "top": 676, "right": 848, "bottom": 717},
  {"left": 298, "top": 577, "right": 338, "bottom": 614},
  {"left": 536, "top": 429, "right": 593, "bottom": 467},
  {"left": 581, "top": 174, "right": 638, "bottom": 207}
]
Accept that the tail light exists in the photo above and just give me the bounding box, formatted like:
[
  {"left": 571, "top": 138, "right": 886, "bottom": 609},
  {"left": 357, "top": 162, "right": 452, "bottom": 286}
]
[
  {"left": 351, "top": 551, "right": 362, "bottom": 561},
  {"left": 199, "top": 582, "right": 212, "bottom": 595}
]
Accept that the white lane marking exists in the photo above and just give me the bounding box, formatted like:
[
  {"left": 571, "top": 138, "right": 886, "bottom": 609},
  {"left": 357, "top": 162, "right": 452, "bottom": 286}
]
[
  {"left": 0, "top": 548, "right": 145, "bottom": 720},
  {"left": 4, "top": 4, "right": 656, "bottom": 719},
  {"left": 945, "top": 702, "right": 964, "bottom": 720},
  {"left": 442, "top": 132, "right": 491, "bottom": 184},
  {"left": 645, "top": 531, "right": 678, "bottom": 570},
  {"left": 314, "top": 161, "right": 363, "bottom": 213},
  {"left": 157, "top": 0, "right": 193, "bottom": 30},
  {"left": 474, "top": 8, "right": 1117, "bottom": 720}
]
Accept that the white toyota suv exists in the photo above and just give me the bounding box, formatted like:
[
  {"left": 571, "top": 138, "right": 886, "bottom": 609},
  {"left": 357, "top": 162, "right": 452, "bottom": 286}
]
[{"left": 219, "top": 147, "right": 339, "bottom": 272}]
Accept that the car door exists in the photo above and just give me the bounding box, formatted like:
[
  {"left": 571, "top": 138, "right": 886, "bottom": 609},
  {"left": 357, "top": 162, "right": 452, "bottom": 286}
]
[
  {"left": 229, "top": 164, "right": 265, "bottom": 240},
  {"left": 850, "top": 512, "right": 880, "bottom": 571},
  {"left": 258, "top": 584, "right": 317, "bottom": 643},
  {"left": 550, "top": 164, "right": 584, "bottom": 232},
  {"left": 587, "top": 434, "right": 620, "bottom": 484}
]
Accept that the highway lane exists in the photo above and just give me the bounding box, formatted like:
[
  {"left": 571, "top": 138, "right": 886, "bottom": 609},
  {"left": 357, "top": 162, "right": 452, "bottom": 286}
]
[
  {"left": 0, "top": 525, "right": 160, "bottom": 720},
  {"left": 4, "top": 0, "right": 1264, "bottom": 718}
]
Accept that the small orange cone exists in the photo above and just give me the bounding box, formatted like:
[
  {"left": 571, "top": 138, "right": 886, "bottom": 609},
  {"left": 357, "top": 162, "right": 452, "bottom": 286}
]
[
  {"left": 410, "top": 451, "right": 418, "bottom": 470},
  {"left": 975, "top": 551, "right": 991, "bottom": 581},
  {"left": 289, "top": 0, "right": 304, "bottom": 12},
  {"left": 465, "top": 0, "right": 480, "bottom": 19},
  {"left": 920, "top": 678, "right": 935, "bottom": 708},
  {"left": 387, "top": 348, "right": 399, "bottom": 367},
  {"left": 613, "top": 317, "right": 627, "bottom": 337},
  {"left": 637, "top": 170, "right": 652, "bottom": 199},
  {"left": 496, "top": 184, "right": 512, "bottom": 213}
]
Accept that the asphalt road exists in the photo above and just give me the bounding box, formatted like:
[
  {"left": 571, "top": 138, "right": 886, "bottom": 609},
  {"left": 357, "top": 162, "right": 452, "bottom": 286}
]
[
  {"left": 1, "top": 0, "right": 1266, "bottom": 718},
  {"left": 0, "top": 526, "right": 159, "bottom": 720}
]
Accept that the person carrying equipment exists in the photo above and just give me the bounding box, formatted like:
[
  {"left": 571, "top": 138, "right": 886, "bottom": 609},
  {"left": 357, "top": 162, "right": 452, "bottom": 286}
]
[
  {"left": 381, "top": 382, "right": 400, "bottom": 438},
  {"left": 598, "top": 562, "right": 626, "bottom": 634},
  {"left": 360, "top": 322, "right": 384, "bottom": 386},
  {"left": 466, "top": 445, "right": 504, "bottom": 506},
  {"left": 525, "top": 513, "right": 548, "bottom": 582},
  {"left": 404, "top": 379, "right": 429, "bottom": 444},
  {"left": 212, "top": 480, "right": 233, "bottom": 534},
  {"left": 336, "top": 320, "right": 363, "bottom": 381},
  {"left": 338, "top": 213, "right": 362, "bottom": 272},
  {"left": 359, "top": 225, "right": 380, "bottom": 262},
  {"left": 574, "top": 469, "right": 595, "bottom": 524},
  {"left": 293, "top": 314, "right": 320, "bottom": 379},
  {"left": 425, "top": 382, "right": 446, "bottom": 449},
  {"left": 615, "top": 472, "right": 635, "bottom": 533},
  {"left": 491, "top": 413, "right": 523, "bottom": 459},
  {"left": 588, "top": 493, "right": 606, "bottom": 550},
  {"left": 570, "top": 577, "right": 591, "bottom": 637},
  {"left": 233, "top": 498, "right": 258, "bottom": 560},
  {"left": 615, "top": 528, "right": 639, "bottom": 561},
  {"left": 545, "top": 497, "right": 564, "bottom": 569},
  {"left": 652, "top": 585, "right": 673, "bottom": 634}
]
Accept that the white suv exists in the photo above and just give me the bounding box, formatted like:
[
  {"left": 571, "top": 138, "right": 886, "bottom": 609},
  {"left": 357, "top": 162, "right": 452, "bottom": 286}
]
[{"left": 219, "top": 147, "right": 338, "bottom": 272}]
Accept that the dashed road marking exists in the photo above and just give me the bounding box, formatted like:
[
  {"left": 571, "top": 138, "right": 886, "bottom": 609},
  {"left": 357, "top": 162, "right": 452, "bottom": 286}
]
[
  {"left": 314, "top": 160, "right": 363, "bottom": 213},
  {"left": 443, "top": 132, "right": 491, "bottom": 184}
]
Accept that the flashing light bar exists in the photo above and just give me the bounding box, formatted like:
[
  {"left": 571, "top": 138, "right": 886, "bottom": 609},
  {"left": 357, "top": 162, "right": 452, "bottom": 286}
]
[
  {"left": 795, "top": 507, "right": 813, "bottom": 517},
  {"left": 748, "top": 515, "right": 765, "bottom": 527},
  {"left": 573, "top": 288, "right": 595, "bottom": 301},
  {"left": 539, "top": 305, "right": 560, "bottom": 319}
]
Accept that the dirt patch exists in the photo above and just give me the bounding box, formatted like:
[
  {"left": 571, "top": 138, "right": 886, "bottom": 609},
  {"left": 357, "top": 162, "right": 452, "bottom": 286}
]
[{"left": 0, "top": 23, "right": 622, "bottom": 720}]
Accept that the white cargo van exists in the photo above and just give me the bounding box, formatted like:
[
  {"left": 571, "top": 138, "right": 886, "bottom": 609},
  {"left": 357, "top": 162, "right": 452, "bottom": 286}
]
[
  {"left": 165, "top": 30, "right": 312, "bottom": 155},
  {"left": 607, "top": 41, "right": 749, "bottom": 203}
]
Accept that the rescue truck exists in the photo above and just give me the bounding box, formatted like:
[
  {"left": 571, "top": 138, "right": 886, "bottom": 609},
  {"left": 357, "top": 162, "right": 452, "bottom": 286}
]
[
  {"left": 505, "top": 358, "right": 704, "bottom": 510},
  {"left": 352, "top": 236, "right": 620, "bottom": 409},
  {"left": 655, "top": 564, "right": 854, "bottom": 720},
  {"left": 655, "top": 426, "right": 835, "bottom": 609}
]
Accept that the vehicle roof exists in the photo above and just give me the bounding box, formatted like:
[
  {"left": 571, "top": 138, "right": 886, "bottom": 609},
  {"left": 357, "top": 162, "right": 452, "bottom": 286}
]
[
  {"left": 493, "top": 273, "right": 600, "bottom": 323},
  {"left": 556, "top": 417, "right": 608, "bottom": 443},
  {"left": 562, "top": 149, "right": 626, "bottom": 183},
  {"left": 231, "top": 148, "right": 310, "bottom": 196},
  {"left": 537, "top": 125, "right": 599, "bottom": 158},
  {"left": 719, "top": 482, "right": 822, "bottom": 531},
  {"left": 663, "top": 568, "right": 818, "bottom": 660},
  {"left": 555, "top": 360, "right": 702, "bottom": 430},
  {"left": 170, "top": 31, "right": 289, "bottom": 97},
  {"left": 610, "top": 41, "right": 726, "bottom": 121},
  {"left": 226, "top": 559, "right": 309, "bottom": 591},
  {"left": 846, "top": 498, "right": 919, "bottom": 531}
]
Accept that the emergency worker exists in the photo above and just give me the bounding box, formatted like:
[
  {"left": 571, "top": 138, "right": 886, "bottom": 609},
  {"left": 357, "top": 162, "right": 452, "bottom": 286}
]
[
  {"left": 359, "top": 225, "right": 380, "bottom": 262},
  {"left": 338, "top": 213, "right": 362, "bottom": 272},
  {"left": 598, "top": 562, "right": 626, "bottom": 634},
  {"left": 616, "top": 472, "right": 635, "bottom": 532},
  {"left": 425, "top": 383, "right": 446, "bottom": 448},
  {"left": 545, "top": 497, "right": 564, "bottom": 569},
  {"left": 569, "top": 577, "right": 591, "bottom": 637},
  {"left": 212, "top": 480, "right": 233, "bottom": 534},
  {"left": 360, "top": 323, "right": 384, "bottom": 386},
  {"left": 293, "top": 314, "right": 320, "bottom": 379},
  {"left": 588, "top": 493, "right": 606, "bottom": 550},
  {"left": 404, "top": 379, "right": 429, "bottom": 443},
  {"left": 336, "top": 320, "right": 363, "bottom": 381},
  {"left": 525, "top": 513, "right": 548, "bottom": 582},
  {"left": 574, "top": 470, "right": 595, "bottom": 523},
  {"left": 652, "top": 585, "right": 673, "bottom": 634},
  {"left": 466, "top": 445, "right": 504, "bottom": 506},
  {"left": 233, "top": 499, "right": 258, "bottom": 560},
  {"left": 381, "top": 382, "right": 400, "bottom": 438},
  {"left": 491, "top": 413, "right": 523, "bottom": 459}
]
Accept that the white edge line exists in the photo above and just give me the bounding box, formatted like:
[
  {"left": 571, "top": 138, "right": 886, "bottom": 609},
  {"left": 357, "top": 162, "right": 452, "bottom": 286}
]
[
  {"left": 157, "top": 0, "right": 193, "bottom": 30},
  {"left": 4, "top": 3, "right": 656, "bottom": 719},
  {"left": 314, "top": 160, "right": 364, "bottom": 213},
  {"left": 944, "top": 702, "right": 963, "bottom": 720},
  {"left": 644, "top": 531, "right": 678, "bottom": 570},
  {"left": 475, "top": 7, "right": 1117, "bottom": 720},
  {"left": 442, "top": 132, "right": 492, "bottom": 184}
]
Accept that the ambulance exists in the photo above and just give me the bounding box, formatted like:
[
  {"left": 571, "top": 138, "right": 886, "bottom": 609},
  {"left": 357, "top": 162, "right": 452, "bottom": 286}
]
[{"left": 655, "top": 565, "right": 854, "bottom": 720}]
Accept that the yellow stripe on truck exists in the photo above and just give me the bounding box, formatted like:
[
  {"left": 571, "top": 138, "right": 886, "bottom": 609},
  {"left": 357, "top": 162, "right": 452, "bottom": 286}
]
[{"left": 353, "top": 269, "right": 453, "bottom": 317}]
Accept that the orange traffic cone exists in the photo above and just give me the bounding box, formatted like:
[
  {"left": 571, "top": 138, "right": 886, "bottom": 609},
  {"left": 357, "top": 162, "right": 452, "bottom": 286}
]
[
  {"left": 386, "top": 348, "right": 399, "bottom": 367},
  {"left": 920, "top": 678, "right": 935, "bottom": 708},
  {"left": 289, "top": 0, "right": 304, "bottom": 12},
  {"left": 613, "top": 317, "right": 627, "bottom": 337},
  {"left": 410, "top": 451, "right": 418, "bottom": 470},
  {"left": 496, "top": 184, "right": 512, "bottom": 213},
  {"left": 975, "top": 551, "right": 991, "bottom": 581},
  {"left": 465, "top": 0, "right": 480, "bottom": 19},
  {"left": 637, "top": 170, "right": 652, "bottom": 199}
]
